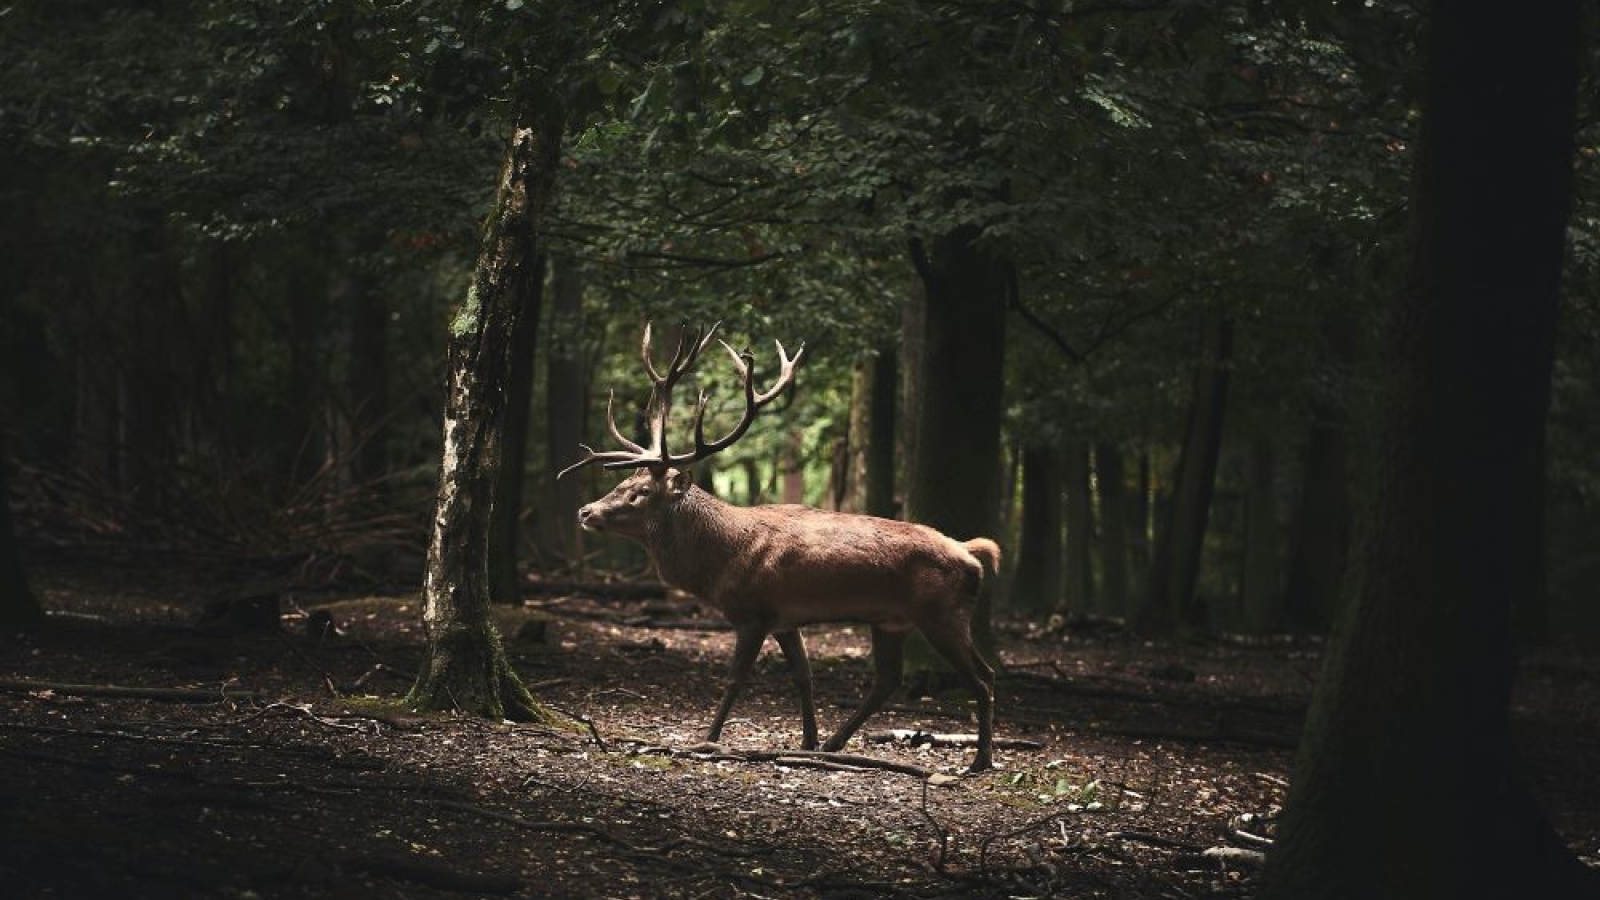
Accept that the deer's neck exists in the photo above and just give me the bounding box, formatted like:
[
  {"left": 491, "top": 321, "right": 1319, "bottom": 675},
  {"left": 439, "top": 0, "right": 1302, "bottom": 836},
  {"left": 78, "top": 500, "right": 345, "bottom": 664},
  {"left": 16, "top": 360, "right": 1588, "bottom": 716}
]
[{"left": 645, "top": 487, "right": 744, "bottom": 598}]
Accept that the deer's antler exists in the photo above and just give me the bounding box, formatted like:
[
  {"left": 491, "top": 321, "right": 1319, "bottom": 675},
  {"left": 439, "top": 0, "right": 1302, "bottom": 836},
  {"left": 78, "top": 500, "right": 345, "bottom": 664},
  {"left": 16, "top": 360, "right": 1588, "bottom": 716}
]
[{"left": 556, "top": 322, "right": 804, "bottom": 479}]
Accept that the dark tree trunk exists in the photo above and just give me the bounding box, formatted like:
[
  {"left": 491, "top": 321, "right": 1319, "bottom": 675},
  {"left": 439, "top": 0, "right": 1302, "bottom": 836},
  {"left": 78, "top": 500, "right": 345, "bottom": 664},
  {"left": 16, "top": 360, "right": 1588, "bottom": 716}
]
[
  {"left": 408, "top": 115, "right": 562, "bottom": 722},
  {"left": 345, "top": 259, "right": 389, "bottom": 485},
  {"left": 285, "top": 243, "right": 329, "bottom": 486},
  {"left": 1241, "top": 433, "right": 1281, "bottom": 634},
  {"left": 0, "top": 440, "right": 42, "bottom": 629},
  {"left": 1136, "top": 314, "right": 1232, "bottom": 634},
  {"left": 537, "top": 257, "right": 586, "bottom": 570},
  {"left": 1282, "top": 315, "right": 1353, "bottom": 632},
  {"left": 899, "top": 288, "right": 924, "bottom": 498},
  {"left": 1259, "top": 4, "right": 1593, "bottom": 897},
  {"left": 487, "top": 252, "right": 546, "bottom": 604},
  {"left": 1062, "top": 440, "right": 1095, "bottom": 618},
  {"left": 865, "top": 347, "right": 898, "bottom": 520},
  {"left": 1095, "top": 442, "right": 1131, "bottom": 619},
  {"left": 904, "top": 228, "right": 1007, "bottom": 666},
  {"left": 1010, "top": 444, "right": 1062, "bottom": 614}
]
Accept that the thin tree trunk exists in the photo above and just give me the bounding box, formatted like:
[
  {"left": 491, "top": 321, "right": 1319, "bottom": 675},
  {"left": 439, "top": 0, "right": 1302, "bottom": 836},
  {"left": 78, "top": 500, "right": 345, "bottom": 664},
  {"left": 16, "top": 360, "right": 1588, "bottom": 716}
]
[
  {"left": 0, "top": 434, "right": 42, "bottom": 629},
  {"left": 487, "top": 252, "right": 546, "bottom": 604},
  {"left": 1095, "top": 442, "right": 1131, "bottom": 619},
  {"left": 408, "top": 115, "right": 562, "bottom": 722},
  {"left": 537, "top": 256, "right": 586, "bottom": 570},
  {"left": 1283, "top": 315, "right": 1353, "bottom": 632},
  {"left": 1062, "top": 440, "right": 1095, "bottom": 619},
  {"left": 346, "top": 257, "right": 389, "bottom": 485},
  {"left": 782, "top": 428, "right": 805, "bottom": 504},
  {"left": 904, "top": 228, "right": 1007, "bottom": 668},
  {"left": 1136, "top": 313, "right": 1233, "bottom": 635},
  {"left": 865, "top": 347, "right": 898, "bottom": 520},
  {"left": 1011, "top": 444, "right": 1062, "bottom": 615},
  {"left": 1259, "top": 4, "right": 1592, "bottom": 896},
  {"left": 1241, "top": 433, "right": 1280, "bottom": 634}
]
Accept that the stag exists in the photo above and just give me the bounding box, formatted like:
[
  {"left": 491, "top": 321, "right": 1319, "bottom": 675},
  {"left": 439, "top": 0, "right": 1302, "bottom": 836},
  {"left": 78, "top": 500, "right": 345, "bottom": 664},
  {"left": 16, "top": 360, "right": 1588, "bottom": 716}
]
[{"left": 560, "top": 324, "right": 1000, "bottom": 772}]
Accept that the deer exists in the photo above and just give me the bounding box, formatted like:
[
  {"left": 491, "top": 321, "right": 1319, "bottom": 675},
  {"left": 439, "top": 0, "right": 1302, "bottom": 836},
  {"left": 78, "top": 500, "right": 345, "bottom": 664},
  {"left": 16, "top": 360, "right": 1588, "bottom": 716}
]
[{"left": 558, "top": 323, "right": 1000, "bottom": 773}]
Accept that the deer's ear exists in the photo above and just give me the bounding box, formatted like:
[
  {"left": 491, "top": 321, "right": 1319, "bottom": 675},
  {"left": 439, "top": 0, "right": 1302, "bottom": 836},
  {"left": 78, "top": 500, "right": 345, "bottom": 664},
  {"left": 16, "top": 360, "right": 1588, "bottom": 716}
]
[{"left": 666, "top": 468, "right": 694, "bottom": 496}]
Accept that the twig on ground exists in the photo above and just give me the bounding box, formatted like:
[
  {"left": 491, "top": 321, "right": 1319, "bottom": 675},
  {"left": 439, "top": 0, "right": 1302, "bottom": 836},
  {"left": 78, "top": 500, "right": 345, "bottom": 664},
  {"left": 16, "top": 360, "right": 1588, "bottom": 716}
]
[
  {"left": 548, "top": 705, "right": 607, "bottom": 750},
  {"left": 919, "top": 779, "right": 953, "bottom": 873},
  {"left": 274, "top": 632, "right": 340, "bottom": 697},
  {"left": 0, "top": 678, "right": 257, "bottom": 704}
]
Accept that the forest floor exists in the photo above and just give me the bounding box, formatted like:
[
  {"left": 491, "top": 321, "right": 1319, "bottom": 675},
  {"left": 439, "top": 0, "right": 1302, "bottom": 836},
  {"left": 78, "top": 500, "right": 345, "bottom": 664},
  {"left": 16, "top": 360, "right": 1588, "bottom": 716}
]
[{"left": 2, "top": 550, "right": 1598, "bottom": 900}]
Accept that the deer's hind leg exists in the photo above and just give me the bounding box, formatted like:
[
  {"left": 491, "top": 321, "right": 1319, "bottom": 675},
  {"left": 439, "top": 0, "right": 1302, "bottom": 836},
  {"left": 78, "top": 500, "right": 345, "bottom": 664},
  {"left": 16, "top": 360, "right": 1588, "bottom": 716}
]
[
  {"left": 917, "top": 611, "right": 996, "bottom": 773},
  {"left": 821, "top": 626, "right": 907, "bottom": 752},
  {"left": 773, "top": 629, "right": 819, "bottom": 750}
]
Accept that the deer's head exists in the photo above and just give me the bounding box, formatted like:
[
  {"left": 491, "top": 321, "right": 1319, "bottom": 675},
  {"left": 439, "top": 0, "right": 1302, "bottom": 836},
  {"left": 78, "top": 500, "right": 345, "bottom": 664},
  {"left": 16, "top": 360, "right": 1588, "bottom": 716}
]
[
  {"left": 559, "top": 322, "right": 804, "bottom": 533},
  {"left": 576, "top": 467, "right": 694, "bottom": 539}
]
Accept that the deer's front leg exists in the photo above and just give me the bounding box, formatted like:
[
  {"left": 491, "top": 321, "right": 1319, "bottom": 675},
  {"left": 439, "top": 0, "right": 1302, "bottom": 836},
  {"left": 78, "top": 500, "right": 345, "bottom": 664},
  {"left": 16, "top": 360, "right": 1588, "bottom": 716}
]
[
  {"left": 773, "top": 629, "right": 818, "bottom": 750},
  {"left": 705, "top": 625, "right": 767, "bottom": 744}
]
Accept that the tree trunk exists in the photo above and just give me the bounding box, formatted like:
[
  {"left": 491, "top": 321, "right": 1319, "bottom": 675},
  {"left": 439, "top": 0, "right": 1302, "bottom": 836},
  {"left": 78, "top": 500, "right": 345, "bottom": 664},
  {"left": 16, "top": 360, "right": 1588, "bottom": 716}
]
[
  {"left": 904, "top": 228, "right": 1007, "bottom": 668},
  {"left": 1259, "top": 5, "right": 1593, "bottom": 897},
  {"left": 487, "top": 251, "right": 546, "bottom": 604},
  {"left": 1062, "top": 440, "right": 1095, "bottom": 618},
  {"left": 899, "top": 288, "right": 924, "bottom": 499},
  {"left": 1095, "top": 442, "right": 1131, "bottom": 620},
  {"left": 537, "top": 256, "right": 586, "bottom": 570},
  {"left": 1135, "top": 313, "right": 1232, "bottom": 635},
  {"left": 408, "top": 115, "right": 562, "bottom": 722},
  {"left": 345, "top": 257, "right": 389, "bottom": 485},
  {"left": 1010, "top": 444, "right": 1062, "bottom": 614},
  {"left": 1282, "top": 316, "right": 1353, "bottom": 632},
  {"left": 865, "top": 347, "right": 898, "bottom": 520},
  {"left": 782, "top": 428, "right": 806, "bottom": 504},
  {"left": 0, "top": 440, "right": 42, "bottom": 629},
  {"left": 1241, "top": 433, "right": 1280, "bottom": 634}
]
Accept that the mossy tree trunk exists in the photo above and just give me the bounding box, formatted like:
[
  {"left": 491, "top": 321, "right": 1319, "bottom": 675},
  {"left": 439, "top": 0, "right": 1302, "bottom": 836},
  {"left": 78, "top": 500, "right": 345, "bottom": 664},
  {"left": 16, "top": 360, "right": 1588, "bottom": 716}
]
[
  {"left": 1259, "top": 4, "right": 1593, "bottom": 896},
  {"left": 408, "top": 114, "right": 561, "bottom": 722}
]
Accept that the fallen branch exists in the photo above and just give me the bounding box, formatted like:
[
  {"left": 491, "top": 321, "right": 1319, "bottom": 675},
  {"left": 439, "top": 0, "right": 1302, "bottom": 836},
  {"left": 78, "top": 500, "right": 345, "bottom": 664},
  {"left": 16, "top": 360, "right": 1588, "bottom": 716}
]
[
  {"left": 1106, "top": 830, "right": 1206, "bottom": 852},
  {"left": 633, "top": 743, "right": 935, "bottom": 779},
  {"left": 524, "top": 579, "right": 667, "bottom": 599},
  {"left": 866, "top": 729, "right": 1046, "bottom": 751},
  {"left": 0, "top": 678, "right": 258, "bottom": 704}
]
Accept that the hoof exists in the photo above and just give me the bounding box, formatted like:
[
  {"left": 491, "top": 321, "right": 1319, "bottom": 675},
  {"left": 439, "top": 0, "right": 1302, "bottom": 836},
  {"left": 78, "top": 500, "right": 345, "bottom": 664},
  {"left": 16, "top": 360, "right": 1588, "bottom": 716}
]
[
  {"left": 800, "top": 738, "right": 820, "bottom": 752},
  {"left": 964, "top": 757, "right": 995, "bottom": 775},
  {"left": 687, "top": 740, "right": 727, "bottom": 754}
]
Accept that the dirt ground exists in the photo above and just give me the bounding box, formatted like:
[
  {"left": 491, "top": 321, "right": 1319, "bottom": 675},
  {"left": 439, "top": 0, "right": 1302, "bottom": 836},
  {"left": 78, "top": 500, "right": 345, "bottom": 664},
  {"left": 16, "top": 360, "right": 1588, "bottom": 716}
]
[{"left": 2, "top": 553, "right": 1597, "bottom": 899}]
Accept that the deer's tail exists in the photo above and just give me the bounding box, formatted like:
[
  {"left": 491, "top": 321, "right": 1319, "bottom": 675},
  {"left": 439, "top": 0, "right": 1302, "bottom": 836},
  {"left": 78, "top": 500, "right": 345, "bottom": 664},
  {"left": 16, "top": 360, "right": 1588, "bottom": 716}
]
[{"left": 964, "top": 538, "right": 1002, "bottom": 579}]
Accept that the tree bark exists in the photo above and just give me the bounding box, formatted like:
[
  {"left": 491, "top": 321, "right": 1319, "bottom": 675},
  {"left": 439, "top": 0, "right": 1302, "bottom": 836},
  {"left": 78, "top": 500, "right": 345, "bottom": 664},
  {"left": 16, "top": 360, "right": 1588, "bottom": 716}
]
[
  {"left": 904, "top": 228, "right": 1007, "bottom": 667},
  {"left": 487, "top": 251, "right": 546, "bottom": 604},
  {"left": 1136, "top": 313, "right": 1232, "bottom": 635},
  {"left": 1282, "top": 314, "right": 1353, "bottom": 632},
  {"left": 0, "top": 440, "right": 42, "bottom": 629},
  {"left": 1010, "top": 444, "right": 1062, "bottom": 614},
  {"left": 1241, "top": 433, "right": 1280, "bottom": 634},
  {"left": 1095, "top": 442, "right": 1131, "bottom": 620},
  {"left": 408, "top": 115, "right": 562, "bottom": 722},
  {"left": 865, "top": 347, "right": 898, "bottom": 520},
  {"left": 536, "top": 256, "right": 586, "bottom": 570},
  {"left": 345, "top": 255, "right": 390, "bottom": 486},
  {"left": 1062, "top": 440, "right": 1095, "bottom": 618},
  {"left": 1259, "top": 4, "right": 1593, "bottom": 897}
]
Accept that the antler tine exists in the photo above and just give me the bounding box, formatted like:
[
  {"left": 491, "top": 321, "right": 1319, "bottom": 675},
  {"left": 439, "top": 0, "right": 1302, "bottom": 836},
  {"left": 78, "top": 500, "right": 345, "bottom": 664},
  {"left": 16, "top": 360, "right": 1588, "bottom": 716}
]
[
  {"left": 557, "top": 443, "right": 657, "bottom": 480},
  {"left": 604, "top": 389, "right": 646, "bottom": 454},
  {"left": 753, "top": 339, "right": 805, "bottom": 405}
]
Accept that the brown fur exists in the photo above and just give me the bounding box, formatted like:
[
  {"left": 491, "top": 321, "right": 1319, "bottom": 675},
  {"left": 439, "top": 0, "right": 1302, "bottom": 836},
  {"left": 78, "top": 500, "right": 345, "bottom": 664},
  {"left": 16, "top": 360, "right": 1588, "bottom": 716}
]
[{"left": 579, "top": 467, "right": 1000, "bottom": 772}]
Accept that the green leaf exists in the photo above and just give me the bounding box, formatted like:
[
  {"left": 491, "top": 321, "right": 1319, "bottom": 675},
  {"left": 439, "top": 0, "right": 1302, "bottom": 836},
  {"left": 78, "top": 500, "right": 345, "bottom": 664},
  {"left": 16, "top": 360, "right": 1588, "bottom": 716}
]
[{"left": 740, "top": 65, "right": 765, "bottom": 87}]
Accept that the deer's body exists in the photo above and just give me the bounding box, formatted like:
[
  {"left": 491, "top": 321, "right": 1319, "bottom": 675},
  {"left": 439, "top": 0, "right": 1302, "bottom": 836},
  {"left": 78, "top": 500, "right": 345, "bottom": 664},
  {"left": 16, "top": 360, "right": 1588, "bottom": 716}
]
[
  {"left": 564, "top": 323, "right": 1000, "bottom": 772},
  {"left": 646, "top": 489, "right": 993, "bottom": 632}
]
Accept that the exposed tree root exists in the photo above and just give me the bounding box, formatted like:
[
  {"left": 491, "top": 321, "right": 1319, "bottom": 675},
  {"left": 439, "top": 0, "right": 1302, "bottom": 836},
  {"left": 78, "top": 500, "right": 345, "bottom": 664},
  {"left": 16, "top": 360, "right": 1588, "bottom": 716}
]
[{"left": 0, "top": 678, "right": 257, "bottom": 703}]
